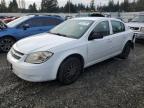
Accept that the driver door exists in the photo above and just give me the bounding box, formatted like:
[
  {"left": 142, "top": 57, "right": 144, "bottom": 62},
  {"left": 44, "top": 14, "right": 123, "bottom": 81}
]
[
  {"left": 15, "top": 18, "right": 45, "bottom": 39},
  {"left": 87, "top": 20, "right": 114, "bottom": 64}
]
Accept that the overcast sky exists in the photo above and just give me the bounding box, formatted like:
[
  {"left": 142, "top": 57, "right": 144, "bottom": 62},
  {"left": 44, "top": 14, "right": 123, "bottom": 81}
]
[{"left": 7, "top": 0, "right": 126, "bottom": 8}]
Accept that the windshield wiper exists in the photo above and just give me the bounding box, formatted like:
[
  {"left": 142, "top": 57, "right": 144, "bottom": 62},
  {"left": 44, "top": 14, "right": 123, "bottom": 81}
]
[
  {"left": 48, "top": 32, "right": 68, "bottom": 37},
  {"left": 48, "top": 32, "right": 76, "bottom": 39}
]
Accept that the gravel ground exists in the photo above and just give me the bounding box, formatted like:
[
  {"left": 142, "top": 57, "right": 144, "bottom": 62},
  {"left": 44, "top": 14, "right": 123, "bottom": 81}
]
[{"left": 0, "top": 42, "right": 144, "bottom": 108}]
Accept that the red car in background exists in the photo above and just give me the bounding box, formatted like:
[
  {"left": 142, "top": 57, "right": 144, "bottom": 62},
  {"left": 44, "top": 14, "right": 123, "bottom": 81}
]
[
  {"left": 3, "top": 16, "right": 19, "bottom": 23},
  {"left": 0, "top": 16, "right": 7, "bottom": 20},
  {"left": 0, "top": 16, "right": 19, "bottom": 23}
]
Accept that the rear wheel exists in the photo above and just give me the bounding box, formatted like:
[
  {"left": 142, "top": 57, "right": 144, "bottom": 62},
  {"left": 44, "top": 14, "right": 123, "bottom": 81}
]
[
  {"left": 119, "top": 42, "right": 131, "bottom": 59},
  {"left": 0, "top": 37, "right": 16, "bottom": 52},
  {"left": 57, "top": 57, "right": 83, "bottom": 85}
]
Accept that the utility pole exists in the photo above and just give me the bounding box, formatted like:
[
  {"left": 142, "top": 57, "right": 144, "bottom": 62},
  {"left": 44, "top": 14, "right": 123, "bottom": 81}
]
[
  {"left": 18, "top": 0, "right": 21, "bottom": 9},
  {"left": 69, "top": 0, "right": 71, "bottom": 16},
  {"left": 95, "top": 0, "right": 97, "bottom": 11},
  {"left": 21, "top": 0, "right": 26, "bottom": 9}
]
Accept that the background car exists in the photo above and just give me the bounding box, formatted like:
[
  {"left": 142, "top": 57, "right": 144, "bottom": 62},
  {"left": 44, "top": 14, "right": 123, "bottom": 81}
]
[
  {"left": 75, "top": 12, "right": 105, "bottom": 18},
  {"left": 65, "top": 15, "right": 74, "bottom": 20},
  {"left": 0, "top": 16, "right": 7, "bottom": 20},
  {"left": 126, "top": 14, "right": 144, "bottom": 40},
  {"left": 0, "top": 15, "right": 64, "bottom": 52},
  {"left": 3, "top": 16, "right": 19, "bottom": 23}
]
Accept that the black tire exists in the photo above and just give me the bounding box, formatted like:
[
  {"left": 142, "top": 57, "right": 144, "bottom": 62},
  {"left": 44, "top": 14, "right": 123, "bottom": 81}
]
[
  {"left": 119, "top": 42, "right": 131, "bottom": 59},
  {"left": 0, "top": 37, "right": 16, "bottom": 52},
  {"left": 57, "top": 57, "right": 83, "bottom": 85}
]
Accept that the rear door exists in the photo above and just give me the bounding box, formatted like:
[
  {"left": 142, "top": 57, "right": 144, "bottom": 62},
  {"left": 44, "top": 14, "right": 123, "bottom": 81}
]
[{"left": 110, "top": 20, "right": 127, "bottom": 53}]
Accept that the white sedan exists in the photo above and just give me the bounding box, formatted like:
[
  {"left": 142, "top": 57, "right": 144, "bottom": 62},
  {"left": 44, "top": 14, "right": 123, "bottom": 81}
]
[
  {"left": 126, "top": 14, "right": 144, "bottom": 39},
  {"left": 7, "top": 17, "right": 134, "bottom": 84}
]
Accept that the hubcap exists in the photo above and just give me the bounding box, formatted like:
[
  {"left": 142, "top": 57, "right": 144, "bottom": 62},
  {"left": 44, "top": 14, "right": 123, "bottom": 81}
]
[{"left": 64, "top": 61, "right": 80, "bottom": 81}]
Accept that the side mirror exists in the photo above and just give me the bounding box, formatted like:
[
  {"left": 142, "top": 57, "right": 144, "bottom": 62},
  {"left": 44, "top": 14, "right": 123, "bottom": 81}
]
[
  {"left": 88, "top": 31, "right": 104, "bottom": 41},
  {"left": 23, "top": 24, "right": 30, "bottom": 30}
]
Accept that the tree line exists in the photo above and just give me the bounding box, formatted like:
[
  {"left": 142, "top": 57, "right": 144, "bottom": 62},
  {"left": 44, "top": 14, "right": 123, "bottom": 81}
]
[
  {"left": 0, "top": 0, "right": 96, "bottom": 13},
  {"left": 0, "top": 0, "right": 95, "bottom": 13},
  {"left": 0, "top": 0, "right": 144, "bottom": 13},
  {"left": 98, "top": 0, "right": 144, "bottom": 12}
]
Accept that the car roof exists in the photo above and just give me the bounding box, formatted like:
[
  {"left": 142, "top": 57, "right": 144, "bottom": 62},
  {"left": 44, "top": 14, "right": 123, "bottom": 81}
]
[
  {"left": 139, "top": 14, "right": 144, "bottom": 16},
  {"left": 26, "top": 15, "right": 64, "bottom": 20},
  {"left": 72, "top": 17, "right": 121, "bottom": 22}
]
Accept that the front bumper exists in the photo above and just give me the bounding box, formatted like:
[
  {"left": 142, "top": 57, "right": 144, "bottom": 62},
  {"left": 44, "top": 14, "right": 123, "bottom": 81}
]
[
  {"left": 134, "top": 32, "right": 144, "bottom": 39},
  {"left": 7, "top": 51, "right": 57, "bottom": 82}
]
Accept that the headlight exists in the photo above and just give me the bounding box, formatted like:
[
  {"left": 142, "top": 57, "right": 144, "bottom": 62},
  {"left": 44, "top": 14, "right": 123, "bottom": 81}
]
[
  {"left": 25, "top": 51, "right": 53, "bottom": 64},
  {"left": 140, "top": 27, "right": 144, "bottom": 32}
]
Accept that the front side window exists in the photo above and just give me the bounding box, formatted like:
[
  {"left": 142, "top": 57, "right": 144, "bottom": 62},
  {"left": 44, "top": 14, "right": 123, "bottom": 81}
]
[
  {"left": 93, "top": 21, "right": 110, "bottom": 37},
  {"left": 49, "top": 20, "right": 94, "bottom": 39},
  {"left": 17, "top": 18, "right": 44, "bottom": 28},
  {"left": 111, "top": 20, "right": 125, "bottom": 34}
]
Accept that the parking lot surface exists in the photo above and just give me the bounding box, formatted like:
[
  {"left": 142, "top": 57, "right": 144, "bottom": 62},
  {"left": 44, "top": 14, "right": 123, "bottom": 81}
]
[{"left": 0, "top": 42, "right": 144, "bottom": 108}]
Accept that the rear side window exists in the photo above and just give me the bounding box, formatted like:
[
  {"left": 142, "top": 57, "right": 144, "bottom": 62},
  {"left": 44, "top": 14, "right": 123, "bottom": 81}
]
[
  {"left": 44, "top": 18, "right": 62, "bottom": 26},
  {"left": 93, "top": 21, "right": 110, "bottom": 36},
  {"left": 111, "top": 20, "right": 125, "bottom": 34},
  {"left": 26, "top": 18, "right": 43, "bottom": 27}
]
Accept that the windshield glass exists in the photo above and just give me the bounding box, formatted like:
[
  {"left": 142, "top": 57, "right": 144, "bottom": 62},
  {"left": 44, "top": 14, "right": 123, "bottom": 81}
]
[
  {"left": 131, "top": 15, "right": 144, "bottom": 23},
  {"left": 7, "top": 16, "right": 32, "bottom": 28},
  {"left": 49, "top": 20, "right": 94, "bottom": 39}
]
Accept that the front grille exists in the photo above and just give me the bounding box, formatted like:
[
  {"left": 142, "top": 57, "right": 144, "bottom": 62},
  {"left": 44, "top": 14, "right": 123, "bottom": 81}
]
[
  {"left": 13, "top": 48, "right": 24, "bottom": 56},
  {"left": 130, "top": 27, "right": 139, "bottom": 31},
  {"left": 11, "top": 51, "right": 21, "bottom": 60},
  {"left": 11, "top": 48, "right": 24, "bottom": 60}
]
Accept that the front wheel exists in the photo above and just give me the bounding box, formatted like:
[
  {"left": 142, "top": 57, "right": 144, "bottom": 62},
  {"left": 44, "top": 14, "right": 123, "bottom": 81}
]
[
  {"left": 118, "top": 42, "right": 131, "bottom": 59},
  {"left": 57, "top": 57, "right": 83, "bottom": 85},
  {"left": 0, "top": 37, "right": 16, "bottom": 52}
]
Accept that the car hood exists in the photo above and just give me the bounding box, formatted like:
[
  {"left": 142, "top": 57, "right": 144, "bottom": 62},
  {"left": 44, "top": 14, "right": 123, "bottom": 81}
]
[
  {"left": 14, "top": 33, "right": 76, "bottom": 54},
  {"left": 126, "top": 22, "right": 144, "bottom": 27}
]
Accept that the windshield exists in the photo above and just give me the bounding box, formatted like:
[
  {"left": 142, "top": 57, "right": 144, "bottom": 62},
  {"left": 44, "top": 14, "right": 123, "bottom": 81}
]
[
  {"left": 7, "top": 16, "right": 32, "bottom": 28},
  {"left": 49, "top": 20, "right": 94, "bottom": 39},
  {"left": 131, "top": 15, "right": 144, "bottom": 23}
]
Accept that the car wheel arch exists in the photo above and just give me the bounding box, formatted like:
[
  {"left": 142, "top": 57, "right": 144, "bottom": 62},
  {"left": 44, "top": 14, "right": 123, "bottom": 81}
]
[
  {"left": 0, "top": 35, "right": 17, "bottom": 41},
  {"left": 66, "top": 54, "right": 85, "bottom": 67},
  {"left": 56, "top": 53, "right": 85, "bottom": 78},
  {"left": 126, "top": 40, "right": 134, "bottom": 49}
]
